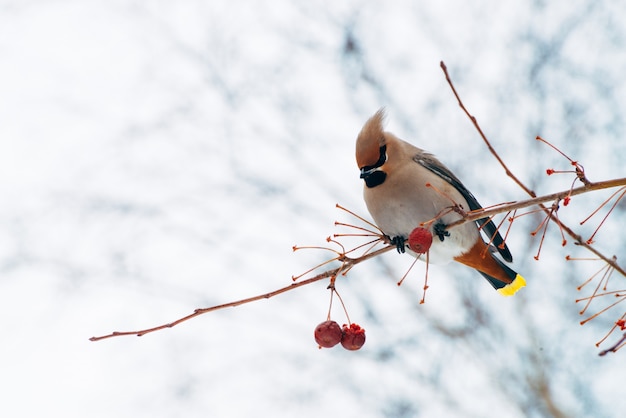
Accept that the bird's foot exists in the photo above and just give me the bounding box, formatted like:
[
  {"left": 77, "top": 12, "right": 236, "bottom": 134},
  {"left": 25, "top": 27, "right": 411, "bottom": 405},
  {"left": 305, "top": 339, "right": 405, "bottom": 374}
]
[
  {"left": 434, "top": 222, "right": 450, "bottom": 242},
  {"left": 390, "top": 236, "right": 407, "bottom": 253}
]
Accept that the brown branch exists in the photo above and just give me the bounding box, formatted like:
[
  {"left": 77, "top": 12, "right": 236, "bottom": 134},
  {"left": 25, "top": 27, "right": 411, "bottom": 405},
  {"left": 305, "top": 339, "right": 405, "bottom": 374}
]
[
  {"left": 447, "top": 177, "right": 626, "bottom": 227},
  {"left": 443, "top": 178, "right": 626, "bottom": 278},
  {"left": 89, "top": 243, "right": 395, "bottom": 341},
  {"left": 89, "top": 272, "right": 336, "bottom": 341},
  {"left": 440, "top": 61, "right": 535, "bottom": 196},
  {"left": 598, "top": 333, "right": 626, "bottom": 356},
  {"left": 90, "top": 168, "right": 626, "bottom": 342},
  {"left": 440, "top": 61, "right": 626, "bottom": 352},
  {"left": 440, "top": 61, "right": 626, "bottom": 278},
  {"left": 90, "top": 177, "right": 626, "bottom": 341},
  {"left": 92, "top": 64, "right": 624, "bottom": 346}
]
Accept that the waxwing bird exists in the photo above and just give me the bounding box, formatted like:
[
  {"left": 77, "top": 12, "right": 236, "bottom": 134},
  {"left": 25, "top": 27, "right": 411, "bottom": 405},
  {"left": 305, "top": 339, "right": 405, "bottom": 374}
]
[{"left": 355, "top": 109, "right": 525, "bottom": 296}]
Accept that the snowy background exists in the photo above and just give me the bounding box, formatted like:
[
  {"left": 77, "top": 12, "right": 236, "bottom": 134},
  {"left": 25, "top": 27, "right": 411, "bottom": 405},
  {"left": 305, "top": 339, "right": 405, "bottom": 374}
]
[{"left": 1, "top": 1, "right": 625, "bottom": 417}]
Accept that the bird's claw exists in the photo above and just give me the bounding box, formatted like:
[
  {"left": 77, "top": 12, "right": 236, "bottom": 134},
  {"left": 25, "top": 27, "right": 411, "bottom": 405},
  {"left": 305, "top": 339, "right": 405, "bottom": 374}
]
[
  {"left": 390, "top": 236, "right": 407, "bottom": 253},
  {"left": 434, "top": 222, "right": 450, "bottom": 242}
]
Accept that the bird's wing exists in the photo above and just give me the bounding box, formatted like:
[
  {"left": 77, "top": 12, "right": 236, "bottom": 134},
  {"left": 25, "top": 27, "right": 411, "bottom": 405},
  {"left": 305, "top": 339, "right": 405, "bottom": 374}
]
[{"left": 414, "top": 153, "right": 513, "bottom": 262}]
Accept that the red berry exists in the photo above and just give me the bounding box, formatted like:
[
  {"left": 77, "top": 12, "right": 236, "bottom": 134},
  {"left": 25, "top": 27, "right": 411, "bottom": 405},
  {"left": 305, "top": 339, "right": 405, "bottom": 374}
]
[
  {"left": 408, "top": 227, "right": 433, "bottom": 254},
  {"left": 340, "top": 323, "right": 366, "bottom": 350},
  {"left": 314, "top": 320, "right": 343, "bottom": 348}
]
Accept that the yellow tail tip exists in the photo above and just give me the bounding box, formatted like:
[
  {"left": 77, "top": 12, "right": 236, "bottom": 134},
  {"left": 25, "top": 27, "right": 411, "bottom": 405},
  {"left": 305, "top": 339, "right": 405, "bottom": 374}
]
[{"left": 497, "top": 274, "right": 526, "bottom": 297}]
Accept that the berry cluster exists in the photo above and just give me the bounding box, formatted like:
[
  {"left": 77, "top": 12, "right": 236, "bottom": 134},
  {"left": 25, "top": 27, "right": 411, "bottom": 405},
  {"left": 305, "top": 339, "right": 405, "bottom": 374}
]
[
  {"left": 314, "top": 320, "right": 366, "bottom": 350},
  {"left": 310, "top": 227, "right": 431, "bottom": 351}
]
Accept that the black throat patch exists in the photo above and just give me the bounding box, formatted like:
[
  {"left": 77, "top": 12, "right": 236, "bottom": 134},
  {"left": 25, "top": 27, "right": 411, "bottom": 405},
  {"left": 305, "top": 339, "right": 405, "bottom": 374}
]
[{"left": 364, "top": 170, "right": 387, "bottom": 188}]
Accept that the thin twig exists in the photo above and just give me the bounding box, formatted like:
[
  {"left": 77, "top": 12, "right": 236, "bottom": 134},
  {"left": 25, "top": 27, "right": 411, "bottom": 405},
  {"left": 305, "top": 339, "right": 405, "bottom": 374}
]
[
  {"left": 440, "top": 61, "right": 535, "bottom": 196},
  {"left": 440, "top": 61, "right": 626, "bottom": 278},
  {"left": 598, "top": 333, "right": 626, "bottom": 356},
  {"left": 443, "top": 178, "right": 626, "bottom": 277},
  {"left": 440, "top": 60, "right": 626, "bottom": 353},
  {"left": 90, "top": 271, "right": 336, "bottom": 341},
  {"left": 90, "top": 243, "right": 395, "bottom": 341},
  {"left": 446, "top": 178, "right": 626, "bottom": 227}
]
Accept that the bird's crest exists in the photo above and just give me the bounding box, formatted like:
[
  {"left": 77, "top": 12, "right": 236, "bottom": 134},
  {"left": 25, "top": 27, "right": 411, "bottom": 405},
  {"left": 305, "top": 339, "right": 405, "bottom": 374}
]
[{"left": 356, "top": 108, "right": 387, "bottom": 168}]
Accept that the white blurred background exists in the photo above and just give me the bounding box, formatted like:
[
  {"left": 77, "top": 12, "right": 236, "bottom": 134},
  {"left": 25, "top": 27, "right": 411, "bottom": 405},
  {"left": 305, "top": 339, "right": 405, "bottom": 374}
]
[{"left": 1, "top": 1, "right": 625, "bottom": 417}]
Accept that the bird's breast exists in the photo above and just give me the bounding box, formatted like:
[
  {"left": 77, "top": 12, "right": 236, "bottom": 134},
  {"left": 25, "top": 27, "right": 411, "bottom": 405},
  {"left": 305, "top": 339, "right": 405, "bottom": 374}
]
[{"left": 363, "top": 168, "right": 479, "bottom": 264}]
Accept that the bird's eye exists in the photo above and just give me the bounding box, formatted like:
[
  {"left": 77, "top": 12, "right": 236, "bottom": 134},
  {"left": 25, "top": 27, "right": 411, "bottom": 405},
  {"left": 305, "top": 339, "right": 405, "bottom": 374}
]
[{"left": 377, "top": 145, "right": 387, "bottom": 167}]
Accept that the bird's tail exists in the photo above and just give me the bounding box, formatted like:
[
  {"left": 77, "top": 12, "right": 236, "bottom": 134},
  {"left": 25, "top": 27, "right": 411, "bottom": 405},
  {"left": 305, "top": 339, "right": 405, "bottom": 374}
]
[
  {"left": 476, "top": 257, "right": 526, "bottom": 296},
  {"left": 454, "top": 240, "right": 526, "bottom": 296}
]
